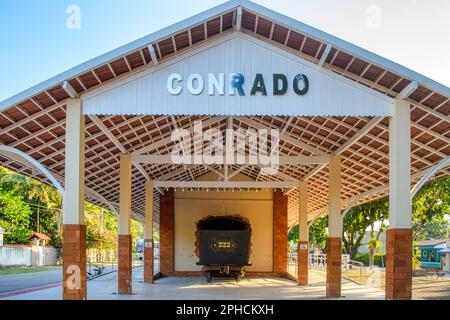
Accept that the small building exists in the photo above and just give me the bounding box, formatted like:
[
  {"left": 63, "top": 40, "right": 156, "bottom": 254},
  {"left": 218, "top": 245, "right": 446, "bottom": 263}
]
[
  {"left": 29, "top": 233, "right": 51, "bottom": 246},
  {"left": 416, "top": 239, "right": 450, "bottom": 271},
  {"left": 29, "top": 233, "right": 51, "bottom": 266}
]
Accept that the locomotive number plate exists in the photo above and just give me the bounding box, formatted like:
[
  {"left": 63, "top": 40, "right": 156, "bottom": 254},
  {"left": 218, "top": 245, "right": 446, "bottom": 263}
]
[{"left": 211, "top": 239, "right": 239, "bottom": 252}]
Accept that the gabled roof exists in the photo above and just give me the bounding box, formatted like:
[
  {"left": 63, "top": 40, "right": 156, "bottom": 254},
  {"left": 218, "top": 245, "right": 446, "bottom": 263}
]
[
  {"left": 1, "top": 0, "right": 450, "bottom": 112},
  {"left": 0, "top": 0, "right": 448, "bottom": 226},
  {"left": 417, "top": 239, "right": 447, "bottom": 247},
  {"left": 29, "top": 233, "right": 51, "bottom": 241}
]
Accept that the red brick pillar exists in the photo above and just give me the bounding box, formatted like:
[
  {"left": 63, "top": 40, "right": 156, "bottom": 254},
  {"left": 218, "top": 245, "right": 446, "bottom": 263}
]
[
  {"left": 144, "top": 239, "right": 154, "bottom": 283},
  {"left": 160, "top": 188, "right": 174, "bottom": 275},
  {"left": 385, "top": 229, "right": 412, "bottom": 300},
  {"left": 118, "top": 235, "right": 132, "bottom": 294},
  {"left": 273, "top": 189, "right": 287, "bottom": 275},
  {"left": 63, "top": 224, "right": 87, "bottom": 300},
  {"left": 297, "top": 241, "right": 309, "bottom": 285},
  {"left": 326, "top": 237, "right": 341, "bottom": 297}
]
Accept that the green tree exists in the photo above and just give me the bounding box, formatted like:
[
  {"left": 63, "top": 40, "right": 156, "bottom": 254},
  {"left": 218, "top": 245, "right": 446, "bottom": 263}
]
[
  {"left": 415, "top": 215, "right": 449, "bottom": 241},
  {"left": 0, "top": 189, "right": 33, "bottom": 244},
  {"left": 288, "top": 225, "right": 299, "bottom": 243},
  {"left": 309, "top": 216, "right": 328, "bottom": 252},
  {"left": 412, "top": 176, "right": 450, "bottom": 241},
  {"left": 0, "top": 167, "right": 62, "bottom": 246},
  {"left": 367, "top": 199, "right": 388, "bottom": 267},
  {"left": 131, "top": 219, "right": 144, "bottom": 252},
  {"left": 342, "top": 198, "right": 389, "bottom": 260}
]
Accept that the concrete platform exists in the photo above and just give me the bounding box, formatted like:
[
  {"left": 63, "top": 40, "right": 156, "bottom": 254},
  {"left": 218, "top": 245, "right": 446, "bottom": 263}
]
[{"left": 1, "top": 267, "right": 385, "bottom": 300}]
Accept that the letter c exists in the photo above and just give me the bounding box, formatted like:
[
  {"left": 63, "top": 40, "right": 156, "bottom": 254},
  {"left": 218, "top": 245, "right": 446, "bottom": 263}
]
[{"left": 167, "top": 73, "right": 182, "bottom": 95}]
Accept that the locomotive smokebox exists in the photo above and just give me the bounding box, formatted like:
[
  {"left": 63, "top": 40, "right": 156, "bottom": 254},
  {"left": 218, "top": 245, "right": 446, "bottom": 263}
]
[{"left": 195, "top": 215, "right": 252, "bottom": 282}]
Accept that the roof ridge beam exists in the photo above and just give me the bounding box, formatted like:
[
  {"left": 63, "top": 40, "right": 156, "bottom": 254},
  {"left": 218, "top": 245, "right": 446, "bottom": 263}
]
[
  {"left": 153, "top": 180, "right": 299, "bottom": 189},
  {"left": 131, "top": 154, "right": 330, "bottom": 165}
]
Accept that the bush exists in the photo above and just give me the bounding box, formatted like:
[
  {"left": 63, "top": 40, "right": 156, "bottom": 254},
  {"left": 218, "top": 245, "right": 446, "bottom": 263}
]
[{"left": 354, "top": 252, "right": 386, "bottom": 267}]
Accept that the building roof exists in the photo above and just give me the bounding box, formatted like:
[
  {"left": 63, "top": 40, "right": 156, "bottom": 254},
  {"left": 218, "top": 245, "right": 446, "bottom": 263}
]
[
  {"left": 29, "top": 233, "right": 51, "bottom": 241},
  {"left": 417, "top": 239, "right": 447, "bottom": 247},
  {"left": 0, "top": 0, "right": 449, "bottom": 226}
]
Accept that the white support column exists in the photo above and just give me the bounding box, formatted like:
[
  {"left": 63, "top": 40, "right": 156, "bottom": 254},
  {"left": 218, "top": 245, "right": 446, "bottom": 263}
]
[
  {"left": 326, "top": 155, "right": 342, "bottom": 297},
  {"left": 328, "top": 155, "right": 342, "bottom": 237},
  {"left": 63, "top": 98, "right": 85, "bottom": 225},
  {"left": 389, "top": 99, "right": 412, "bottom": 229},
  {"left": 297, "top": 181, "right": 309, "bottom": 285},
  {"left": 118, "top": 154, "right": 132, "bottom": 294},
  {"left": 386, "top": 99, "right": 412, "bottom": 300},
  {"left": 119, "top": 154, "right": 132, "bottom": 235},
  {"left": 298, "top": 182, "right": 308, "bottom": 242},
  {"left": 62, "top": 98, "right": 86, "bottom": 300},
  {"left": 144, "top": 181, "right": 154, "bottom": 239},
  {"left": 144, "top": 181, "right": 154, "bottom": 283}
]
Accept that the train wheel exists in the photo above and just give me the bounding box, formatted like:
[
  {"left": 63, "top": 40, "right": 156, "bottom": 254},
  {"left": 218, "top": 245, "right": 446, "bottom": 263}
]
[{"left": 234, "top": 272, "right": 242, "bottom": 283}]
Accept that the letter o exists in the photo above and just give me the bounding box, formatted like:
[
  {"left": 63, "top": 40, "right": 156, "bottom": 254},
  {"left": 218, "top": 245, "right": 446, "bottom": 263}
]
[
  {"left": 187, "top": 73, "right": 204, "bottom": 95},
  {"left": 293, "top": 74, "right": 309, "bottom": 95},
  {"left": 167, "top": 73, "right": 182, "bottom": 95}
]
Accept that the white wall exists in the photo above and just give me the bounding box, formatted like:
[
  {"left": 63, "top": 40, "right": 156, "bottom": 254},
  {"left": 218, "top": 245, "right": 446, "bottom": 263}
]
[
  {"left": 82, "top": 33, "right": 392, "bottom": 117},
  {"left": 0, "top": 246, "right": 60, "bottom": 267},
  {"left": 173, "top": 176, "right": 274, "bottom": 272},
  {"left": 0, "top": 246, "right": 31, "bottom": 266}
]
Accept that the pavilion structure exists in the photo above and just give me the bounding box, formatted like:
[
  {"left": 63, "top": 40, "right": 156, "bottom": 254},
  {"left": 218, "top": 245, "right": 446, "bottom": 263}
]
[{"left": 0, "top": 0, "right": 449, "bottom": 300}]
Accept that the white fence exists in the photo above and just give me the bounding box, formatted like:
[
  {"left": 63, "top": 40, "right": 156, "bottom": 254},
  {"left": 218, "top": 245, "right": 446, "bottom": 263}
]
[
  {"left": 288, "top": 253, "right": 364, "bottom": 282},
  {"left": 0, "top": 246, "right": 60, "bottom": 267}
]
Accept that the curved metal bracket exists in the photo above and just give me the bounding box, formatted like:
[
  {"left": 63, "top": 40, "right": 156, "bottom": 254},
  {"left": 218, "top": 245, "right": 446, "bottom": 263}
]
[
  {"left": 0, "top": 144, "right": 65, "bottom": 195},
  {"left": 410, "top": 156, "right": 450, "bottom": 200},
  {"left": 0, "top": 144, "right": 119, "bottom": 216},
  {"left": 340, "top": 155, "right": 450, "bottom": 222}
]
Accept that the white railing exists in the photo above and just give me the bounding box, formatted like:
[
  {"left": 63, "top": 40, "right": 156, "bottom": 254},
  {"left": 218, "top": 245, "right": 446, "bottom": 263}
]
[
  {"left": 308, "top": 254, "right": 327, "bottom": 270},
  {"left": 288, "top": 253, "right": 365, "bottom": 283}
]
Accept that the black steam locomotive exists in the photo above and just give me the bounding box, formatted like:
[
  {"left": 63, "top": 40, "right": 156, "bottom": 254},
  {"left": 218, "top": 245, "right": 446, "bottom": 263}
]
[{"left": 196, "top": 216, "right": 252, "bottom": 283}]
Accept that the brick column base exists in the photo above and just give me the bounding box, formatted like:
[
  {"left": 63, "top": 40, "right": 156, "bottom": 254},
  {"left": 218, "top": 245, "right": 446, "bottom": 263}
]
[
  {"left": 144, "top": 239, "right": 154, "bottom": 283},
  {"left": 385, "top": 228, "right": 412, "bottom": 300},
  {"left": 118, "top": 235, "right": 132, "bottom": 295},
  {"left": 297, "top": 241, "right": 309, "bottom": 286},
  {"left": 273, "top": 189, "right": 288, "bottom": 275},
  {"left": 160, "top": 189, "right": 174, "bottom": 275},
  {"left": 63, "top": 224, "right": 87, "bottom": 300},
  {"left": 326, "top": 237, "right": 341, "bottom": 297}
]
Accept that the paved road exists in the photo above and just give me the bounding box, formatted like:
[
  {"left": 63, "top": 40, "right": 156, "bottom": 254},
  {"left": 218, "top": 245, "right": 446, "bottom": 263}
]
[
  {"left": 0, "top": 264, "right": 123, "bottom": 295},
  {"left": 0, "top": 269, "right": 62, "bottom": 294}
]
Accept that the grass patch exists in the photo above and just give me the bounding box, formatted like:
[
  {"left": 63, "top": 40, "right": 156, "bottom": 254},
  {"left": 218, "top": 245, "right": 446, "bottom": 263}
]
[{"left": 0, "top": 266, "right": 61, "bottom": 276}]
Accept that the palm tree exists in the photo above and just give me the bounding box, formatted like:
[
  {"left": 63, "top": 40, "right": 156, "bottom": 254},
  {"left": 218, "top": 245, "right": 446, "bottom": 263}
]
[{"left": 0, "top": 170, "right": 62, "bottom": 233}]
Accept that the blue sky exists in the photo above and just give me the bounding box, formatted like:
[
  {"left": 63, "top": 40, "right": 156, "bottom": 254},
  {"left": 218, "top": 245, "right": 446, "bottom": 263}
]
[{"left": 1, "top": 0, "right": 449, "bottom": 102}]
